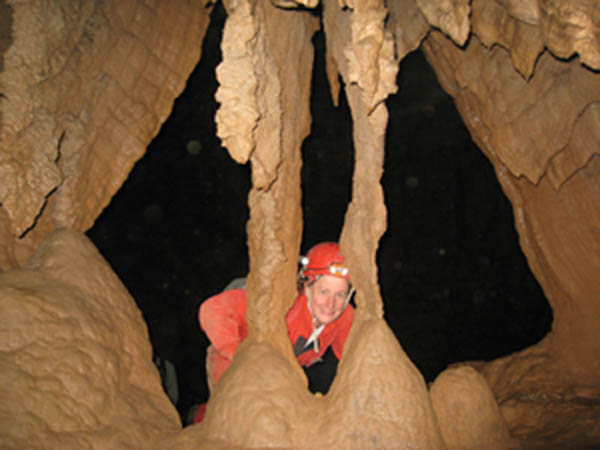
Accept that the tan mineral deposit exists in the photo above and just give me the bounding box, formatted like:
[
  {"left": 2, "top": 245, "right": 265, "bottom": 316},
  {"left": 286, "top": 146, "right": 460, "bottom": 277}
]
[{"left": 1, "top": 0, "right": 599, "bottom": 448}]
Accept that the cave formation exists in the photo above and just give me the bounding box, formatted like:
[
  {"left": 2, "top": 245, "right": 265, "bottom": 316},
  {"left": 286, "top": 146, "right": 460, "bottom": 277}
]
[
  {"left": 1, "top": 0, "right": 599, "bottom": 449},
  {"left": 84, "top": 1, "right": 551, "bottom": 418}
]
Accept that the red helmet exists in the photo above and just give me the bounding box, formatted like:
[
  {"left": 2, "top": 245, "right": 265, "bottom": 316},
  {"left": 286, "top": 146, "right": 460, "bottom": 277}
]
[{"left": 299, "top": 242, "right": 350, "bottom": 283}]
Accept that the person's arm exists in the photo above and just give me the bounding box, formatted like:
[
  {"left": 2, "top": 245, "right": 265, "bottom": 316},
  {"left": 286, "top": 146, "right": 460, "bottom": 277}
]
[
  {"left": 199, "top": 289, "right": 248, "bottom": 361},
  {"left": 331, "top": 305, "right": 354, "bottom": 359}
]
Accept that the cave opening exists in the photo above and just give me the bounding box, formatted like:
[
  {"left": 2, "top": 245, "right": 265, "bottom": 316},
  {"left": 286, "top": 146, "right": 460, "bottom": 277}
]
[
  {"left": 380, "top": 46, "right": 553, "bottom": 379},
  {"left": 86, "top": 0, "right": 553, "bottom": 425},
  {"left": 86, "top": 0, "right": 242, "bottom": 423}
]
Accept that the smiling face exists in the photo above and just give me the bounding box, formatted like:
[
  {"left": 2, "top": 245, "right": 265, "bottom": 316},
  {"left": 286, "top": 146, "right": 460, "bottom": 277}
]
[{"left": 305, "top": 274, "right": 351, "bottom": 327}]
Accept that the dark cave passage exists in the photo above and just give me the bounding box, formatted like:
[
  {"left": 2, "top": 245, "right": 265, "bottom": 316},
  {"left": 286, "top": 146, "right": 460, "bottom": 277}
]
[
  {"left": 380, "top": 47, "right": 552, "bottom": 380},
  {"left": 86, "top": 1, "right": 552, "bottom": 424},
  {"left": 87, "top": 1, "right": 240, "bottom": 422}
]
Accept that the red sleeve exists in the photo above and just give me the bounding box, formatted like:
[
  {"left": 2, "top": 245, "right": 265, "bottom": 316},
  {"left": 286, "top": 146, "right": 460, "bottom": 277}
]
[
  {"left": 331, "top": 305, "right": 354, "bottom": 360},
  {"left": 199, "top": 289, "right": 248, "bottom": 361}
]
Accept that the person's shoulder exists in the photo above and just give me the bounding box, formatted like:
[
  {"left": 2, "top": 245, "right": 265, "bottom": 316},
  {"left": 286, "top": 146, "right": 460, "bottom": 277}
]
[
  {"left": 223, "top": 278, "right": 246, "bottom": 291},
  {"left": 202, "top": 287, "right": 248, "bottom": 308},
  {"left": 286, "top": 293, "right": 306, "bottom": 317},
  {"left": 219, "top": 288, "right": 247, "bottom": 301},
  {"left": 340, "top": 303, "right": 354, "bottom": 322}
]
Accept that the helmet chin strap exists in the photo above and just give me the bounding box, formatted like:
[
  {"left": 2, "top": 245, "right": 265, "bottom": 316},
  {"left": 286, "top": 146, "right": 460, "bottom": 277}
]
[{"left": 345, "top": 286, "right": 355, "bottom": 307}]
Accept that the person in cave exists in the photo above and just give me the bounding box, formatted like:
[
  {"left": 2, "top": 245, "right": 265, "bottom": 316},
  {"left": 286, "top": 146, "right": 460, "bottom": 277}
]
[{"left": 191, "top": 242, "right": 355, "bottom": 423}]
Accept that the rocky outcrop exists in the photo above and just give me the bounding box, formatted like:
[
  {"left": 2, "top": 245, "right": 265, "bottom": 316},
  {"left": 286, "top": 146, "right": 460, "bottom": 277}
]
[
  {"left": 430, "top": 365, "right": 512, "bottom": 450},
  {"left": 420, "top": 2, "right": 600, "bottom": 445},
  {"left": 1, "top": 0, "right": 599, "bottom": 448},
  {"left": 0, "top": 229, "right": 180, "bottom": 448},
  {"left": 0, "top": 0, "right": 211, "bottom": 266}
]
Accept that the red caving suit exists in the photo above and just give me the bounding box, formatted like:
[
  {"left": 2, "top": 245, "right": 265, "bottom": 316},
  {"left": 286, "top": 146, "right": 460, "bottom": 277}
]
[{"left": 199, "top": 288, "right": 354, "bottom": 388}]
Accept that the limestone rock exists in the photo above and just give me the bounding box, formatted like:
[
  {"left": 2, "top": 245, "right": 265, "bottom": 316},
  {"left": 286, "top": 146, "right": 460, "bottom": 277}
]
[
  {"left": 423, "top": 21, "right": 600, "bottom": 450},
  {"left": 326, "top": 318, "right": 445, "bottom": 449},
  {"left": 2, "top": 0, "right": 600, "bottom": 448},
  {"left": 322, "top": 0, "right": 394, "bottom": 320},
  {"left": 416, "top": 0, "right": 470, "bottom": 46},
  {"left": 423, "top": 31, "right": 600, "bottom": 187},
  {"left": 0, "top": 0, "right": 212, "bottom": 265},
  {"left": 471, "top": 0, "right": 600, "bottom": 78},
  {"left": 430, "top": 365, "right": 512, "bottom": 450},
  {"left": 214, "top": 0, "right": 261, "bottom": 168},
  {"left": 166, "top": 319, "right": 444, "bottom": 449},
  {"left": 0, "top": 229, "right": 180, "bottom": 449},
  {"left": 387, "top": 0, "right": 430, "bottom": 60}
]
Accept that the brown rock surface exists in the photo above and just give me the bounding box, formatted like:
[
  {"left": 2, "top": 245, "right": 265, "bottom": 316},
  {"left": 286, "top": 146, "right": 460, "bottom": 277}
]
[
  {"left": 421, "top": 1, "right": 600, "bottom": 446},
  {"left": 189, "top": 0, "right": 445, "bottom": 447},
  {"left": 0, "top": 228, "right": 180, "bottom": 448},
  {"left": 0, "top": 0, "right": 211, "bottom": 266},
  {"left": 1, "top": 0, "right": 600, "bottom": 448},
  {"left": 430, "top": 365, "right": 512, "bottom": 450}
]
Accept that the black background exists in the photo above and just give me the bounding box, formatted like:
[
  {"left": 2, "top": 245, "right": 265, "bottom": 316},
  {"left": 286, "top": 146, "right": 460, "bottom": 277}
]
[{"left": 87, "top": 2, "right": 552, "bottom": 423}]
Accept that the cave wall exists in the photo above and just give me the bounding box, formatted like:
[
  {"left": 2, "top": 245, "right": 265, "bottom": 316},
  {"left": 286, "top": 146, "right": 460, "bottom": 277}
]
[
  {"left": 423, "top": 28, "right": 600, "bottom": 382},
  {"left": 1, "top": 0, "right": 600, "bottom": 448},
  {"left": 0, "top": 0, "right": 211, "bottom": 267},
  {"left": 419, "top": 3, "right": 600, "bottom": 445},
  {"left": 0, "top": 228, "right": 181, "bottom": 448}
]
